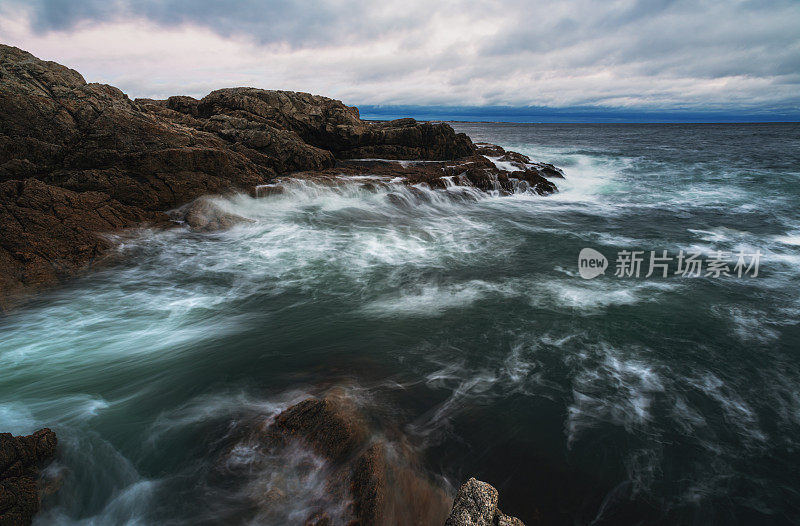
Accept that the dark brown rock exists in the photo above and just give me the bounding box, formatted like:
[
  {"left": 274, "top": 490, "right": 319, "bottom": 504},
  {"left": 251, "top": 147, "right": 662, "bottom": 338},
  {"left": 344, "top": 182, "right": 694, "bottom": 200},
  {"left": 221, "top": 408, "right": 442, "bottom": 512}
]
[
  {"left": 0, "top": 45, "right": 267, "bottom": 307},
  {"left": 194, "top": 88, "right": 474, "bottom": 161},
  {"left": 349, "top": 442, "right": 388, "bottom": 524},
  {"left": 245, "top": 395, "right": 451, "bottom": 526},
  {"left": 0, "top": 178, "right": 167, "bottom": 310},
  {"left": 349, "top": 441, "right": 451, "bottom": 526},
  {"left": 166, "top": 95, "right": 200, "bottom": 116},
  {"left": 271, "top": 396, "right": 368, "bottom": 463},
  {"left": 0, "top": 429, "right": 57, "bottom": 526}
]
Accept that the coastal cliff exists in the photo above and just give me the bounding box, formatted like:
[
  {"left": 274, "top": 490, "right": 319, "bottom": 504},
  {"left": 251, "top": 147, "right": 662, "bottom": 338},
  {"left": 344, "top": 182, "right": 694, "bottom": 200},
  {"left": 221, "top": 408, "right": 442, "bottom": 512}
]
[{"left": 0, "top": 44, "right": 563, "bottom": 310}]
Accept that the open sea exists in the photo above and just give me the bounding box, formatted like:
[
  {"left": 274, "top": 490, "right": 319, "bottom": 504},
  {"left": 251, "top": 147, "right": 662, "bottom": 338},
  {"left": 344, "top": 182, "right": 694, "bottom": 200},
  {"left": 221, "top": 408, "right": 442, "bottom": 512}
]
[{"left": 2, "top": 123, "right": 799, "bottom": 525}]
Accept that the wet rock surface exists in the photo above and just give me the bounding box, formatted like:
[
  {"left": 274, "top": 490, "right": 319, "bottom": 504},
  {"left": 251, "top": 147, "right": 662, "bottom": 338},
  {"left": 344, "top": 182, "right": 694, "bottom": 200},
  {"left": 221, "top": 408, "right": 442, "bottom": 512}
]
[
  {"left": 288, "top": 154, "right": 560, "bottom": 197},
  {"left": 175, "top": 196, "right": 254, "bottom": 232},
  {"left": 0, "top": 429, "right": 57, "bottom": 526},
  {"left": 216, "top": 393, "right": 453, "bottom": 525},
  {"left": 0, "top": 44, "right": 562, "bottom": 309},
  {"left": 444, "top": 478, "right": 526, "bottom": 526}
]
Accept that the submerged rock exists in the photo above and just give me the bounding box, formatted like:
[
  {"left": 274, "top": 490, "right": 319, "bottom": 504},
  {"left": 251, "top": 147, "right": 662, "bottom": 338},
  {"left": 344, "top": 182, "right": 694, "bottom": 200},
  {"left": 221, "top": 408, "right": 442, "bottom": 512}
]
[
  {"left": 0, "top": 428, "right": 57, "bottom": 526},
  {"left": 178, "top": 196, "right": 254, "bottom": 232},
  {"left": 226, "top": 393, "right": 452, "bottom": 525},
  {"left": 445, "top": 478, "right": 525, "bottom": 526},
  {"left": 271, "top": 396, "right": 368, "bottom": 463}
]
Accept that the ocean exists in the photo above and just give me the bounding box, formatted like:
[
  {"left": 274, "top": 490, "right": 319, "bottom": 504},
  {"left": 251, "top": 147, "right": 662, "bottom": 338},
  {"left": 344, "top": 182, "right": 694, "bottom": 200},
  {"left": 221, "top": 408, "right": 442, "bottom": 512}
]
[{"left": 1, "top": 123, "right": 799, "bottom": 525}]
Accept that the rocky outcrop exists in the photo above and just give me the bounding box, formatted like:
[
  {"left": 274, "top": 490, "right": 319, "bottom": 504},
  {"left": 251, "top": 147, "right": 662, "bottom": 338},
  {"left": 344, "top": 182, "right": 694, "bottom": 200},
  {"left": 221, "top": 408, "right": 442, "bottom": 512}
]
[
  {"left": 445, "top": 478, "right": 525, "bottom": 526},
  {"left": 0, "top": 429, "right": 57, "bottom": 526},
  {"left": 287, "top": 155, "right": 559, "bottom": 196},
  {"left": 474, "top": 143, "right": 564, "bottom": 180},
  {"left": 0, "top": 44, "right": 562, "bottom": 309}
]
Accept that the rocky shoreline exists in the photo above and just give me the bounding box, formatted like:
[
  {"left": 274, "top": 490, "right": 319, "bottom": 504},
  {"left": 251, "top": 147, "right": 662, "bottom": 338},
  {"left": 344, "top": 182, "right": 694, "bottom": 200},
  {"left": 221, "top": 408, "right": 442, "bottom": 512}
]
[
  {"left": 0, "top": 44, "right": 561, "bottom": 524},
  {"left": 0, "top": 44, "right": 562, "bottom": 311}
]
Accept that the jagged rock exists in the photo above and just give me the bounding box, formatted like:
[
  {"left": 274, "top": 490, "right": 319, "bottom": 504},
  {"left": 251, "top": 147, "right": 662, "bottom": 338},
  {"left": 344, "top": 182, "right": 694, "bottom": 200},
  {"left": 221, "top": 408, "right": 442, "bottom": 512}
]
[
  {"left": 475, "top": 142, "right": 564, "bottom": 180},
  {"left": 0, "top": 429, "right": 57, "bottom": 526},
  {"left": 291, "top": 155, "right": 559, "bottom": 197},
  {"left": 177, "top": 197, "right": 254, "bottom": 232},
  {"left": 496, "top": 513, "right": 525, "bottom": 526},
  {"left": 0, "top": 45, "right": 267, "bottom": 306},
  {"left": 444, "top": 478, "right": 498, "bottom": 526},
  {"left": 444, "top": 478, "right": 524, "bottom": 526},
  {"left": 191, "top": 88, "right": 474, "bottom": 161}
]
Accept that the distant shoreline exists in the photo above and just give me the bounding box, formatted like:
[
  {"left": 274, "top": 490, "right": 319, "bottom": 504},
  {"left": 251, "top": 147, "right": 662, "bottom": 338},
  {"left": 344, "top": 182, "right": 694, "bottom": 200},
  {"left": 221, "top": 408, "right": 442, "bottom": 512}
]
[{"left": 364, "top": 119, "right": 800, "bottom": 125}]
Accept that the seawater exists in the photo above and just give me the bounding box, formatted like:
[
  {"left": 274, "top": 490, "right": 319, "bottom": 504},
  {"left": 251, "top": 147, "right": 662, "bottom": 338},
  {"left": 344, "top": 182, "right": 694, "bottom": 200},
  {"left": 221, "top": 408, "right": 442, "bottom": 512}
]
[{"left": 1, "top": 123, "right": 799, "bottom": 525}]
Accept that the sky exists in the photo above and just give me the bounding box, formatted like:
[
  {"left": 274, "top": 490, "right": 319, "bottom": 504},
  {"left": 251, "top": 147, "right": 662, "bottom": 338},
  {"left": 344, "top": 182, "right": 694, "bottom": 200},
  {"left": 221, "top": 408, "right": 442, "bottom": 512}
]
[{"left": 1, "top": 0, "right": 799, "bottom": 122}]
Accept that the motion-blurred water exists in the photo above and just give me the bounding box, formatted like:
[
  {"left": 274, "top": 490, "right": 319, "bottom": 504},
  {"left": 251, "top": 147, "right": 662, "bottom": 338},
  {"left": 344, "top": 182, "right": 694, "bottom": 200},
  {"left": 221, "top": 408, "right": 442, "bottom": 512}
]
[{"left": 2, "top": 123, "right": 799, "bottom": 525}]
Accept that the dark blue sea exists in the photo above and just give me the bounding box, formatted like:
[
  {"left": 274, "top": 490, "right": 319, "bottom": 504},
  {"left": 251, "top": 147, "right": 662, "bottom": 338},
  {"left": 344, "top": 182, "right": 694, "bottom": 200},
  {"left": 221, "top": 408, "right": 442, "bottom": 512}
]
[{"left": 2, "top": 123, "right": 799, "bottom": 525}]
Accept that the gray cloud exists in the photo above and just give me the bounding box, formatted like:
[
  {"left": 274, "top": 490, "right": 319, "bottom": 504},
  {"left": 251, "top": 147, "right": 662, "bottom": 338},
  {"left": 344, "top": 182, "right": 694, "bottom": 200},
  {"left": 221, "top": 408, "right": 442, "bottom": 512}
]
[
  {"left": 17, "top": 0, "right": 419, "bottom": 46},
  {"left": 1, "top": 0, "right": 798, "bottom": 111}
]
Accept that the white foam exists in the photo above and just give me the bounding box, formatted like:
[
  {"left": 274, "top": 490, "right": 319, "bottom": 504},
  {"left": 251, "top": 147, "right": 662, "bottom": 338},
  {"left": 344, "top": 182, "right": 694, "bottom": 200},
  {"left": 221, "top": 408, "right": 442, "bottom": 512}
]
[
  {"left": 711, "top": 304, "right": 780, "bottom": 343},
  {"left": 483, "top": 155, "right": 523, "bottom": 172},
  {"left": 774, "top": 232, "right": 800, "bottom": 246},
  {"left": 361, "top": 280, "right": 507, "bottom": 316}
]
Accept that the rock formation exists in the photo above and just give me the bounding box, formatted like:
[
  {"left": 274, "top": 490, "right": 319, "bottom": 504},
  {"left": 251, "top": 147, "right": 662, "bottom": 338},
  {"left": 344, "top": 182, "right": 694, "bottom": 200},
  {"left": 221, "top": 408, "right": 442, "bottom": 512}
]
[
  {"left": 0, "top": 429, "right": 57, "bottom": 526},
  {"left": 0, "top": 44, "right": 563, "bottom": 309}
]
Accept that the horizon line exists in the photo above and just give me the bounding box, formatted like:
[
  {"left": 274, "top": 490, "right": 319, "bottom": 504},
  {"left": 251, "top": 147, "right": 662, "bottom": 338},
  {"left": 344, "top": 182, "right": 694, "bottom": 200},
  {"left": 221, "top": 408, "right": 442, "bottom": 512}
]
[
  {"left": 365, "top": 118, "right": 800, "bottom": 124},
  {"left": 355, "top": 104, "right": 800, "bottom": 124}
]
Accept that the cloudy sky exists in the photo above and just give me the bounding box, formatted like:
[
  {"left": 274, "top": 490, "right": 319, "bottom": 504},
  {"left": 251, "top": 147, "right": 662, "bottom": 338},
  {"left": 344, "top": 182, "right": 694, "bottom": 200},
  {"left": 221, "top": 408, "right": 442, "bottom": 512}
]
[{"left": 1, "top": 0, "right": 799, "bottom": 119}]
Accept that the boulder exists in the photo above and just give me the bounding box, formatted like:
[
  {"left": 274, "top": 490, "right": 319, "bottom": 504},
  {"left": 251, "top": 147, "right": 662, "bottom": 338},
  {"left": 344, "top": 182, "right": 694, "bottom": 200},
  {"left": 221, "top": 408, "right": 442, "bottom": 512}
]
[
  {"left": 0, "top": 428, "right": 57, "bottom": 526},
  {"left": 239, "top": 394, "right": 451, "bottom": 525},
  {"left": 444, "top": 478, "right": 525, "bottom": 526}
]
